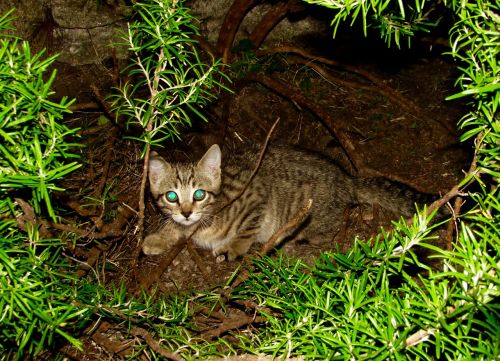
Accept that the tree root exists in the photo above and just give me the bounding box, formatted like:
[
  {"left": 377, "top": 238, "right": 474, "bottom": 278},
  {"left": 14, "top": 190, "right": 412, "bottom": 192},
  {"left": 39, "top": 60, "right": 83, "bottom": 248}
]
[
  {"left": 257, "top": 45, "right": 457, "bottom": 136},
  {"left": 246, "top": 72, "right": 435, "bottom": 193},
  {"left": 131, "top": 326, "right": 183, "bottom": 361},
  {"left": 248, "top": 0, "right": 299, "bottom": 48},
  {"left": 215, "top": 0, "right": 260, "bottom": 62}
]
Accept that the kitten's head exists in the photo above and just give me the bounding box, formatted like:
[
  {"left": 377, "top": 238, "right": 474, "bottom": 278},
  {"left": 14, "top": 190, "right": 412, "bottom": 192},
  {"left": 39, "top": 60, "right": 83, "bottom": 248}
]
[{"left": 148, "top": 144, "right": 221, "bottom": 226}]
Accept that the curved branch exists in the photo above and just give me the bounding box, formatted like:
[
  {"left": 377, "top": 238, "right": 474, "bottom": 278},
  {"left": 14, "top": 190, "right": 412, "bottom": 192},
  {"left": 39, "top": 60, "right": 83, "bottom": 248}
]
[
  {"left": 256, "top": 45, "right": 457, "bottom": 135},
  {"left": 215, "top": 0, "right": 260, "bottom": 62}
]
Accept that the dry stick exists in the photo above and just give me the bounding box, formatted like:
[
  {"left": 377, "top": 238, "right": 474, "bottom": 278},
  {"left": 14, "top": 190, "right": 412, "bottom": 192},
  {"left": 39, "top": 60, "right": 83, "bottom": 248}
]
[
  {"left": 187, "top": 240, "right": 211, "bottom": 283},
  {"left": 215, "top": 0, "right": 260, "bottom": 62},
  {"left": 93, "top": 127, "right": 119, "bottom": 200},
  {"left": 200, "top": 315, "right": 264, "bottom": 341},
  {"left": 92, "top": 322, "right": 135, "bottom": 355},
  {"left": 423, "top": 140, "right": 479, "bottom": 219},
  {"left": 135, "top": 233, "right": 187, "bottom": 295},
  {"left": 193, "top": 305, "right": 229, "bottom": 322},
  {"left": 402, "top": 134, "right": 481, "bottom": 233},
  {"left": 131, "top": 326, "right": 183, "bottom": 361},
  {"left": 232, "top": 298, "right": 276, "bottom": 316},
  {"left": 446, "top": 196, "right": 463, "bottom": 250},
  {"left": 132, "top": 144, "right": 151, "bottom": 270},
  {"left": 261, "top": 198, "right": 313, "bottom": 255},
  {"left": 219, "top": 117, "right": 280, "bottom": 214},
  {"left": 90, "top": 84, "right": 118, "bottom": 123},
  {"left": 248, "top": 0, "right": 294, "bottom": 48},
  {"left": 256, "top": 45, "right": 456, "bottom": 135},
  {"left": 135, "top": 118, "right": 280, "bottom": 292}
]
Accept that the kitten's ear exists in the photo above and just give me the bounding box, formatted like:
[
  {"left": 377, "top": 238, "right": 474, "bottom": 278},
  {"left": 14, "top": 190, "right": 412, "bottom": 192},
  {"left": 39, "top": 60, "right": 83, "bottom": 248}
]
[
  {"left": 197, "top": 144, "right": 221, "bottom": 179},
  {"left": 148, "top": 151, "right": 171, "bottom": 193}
]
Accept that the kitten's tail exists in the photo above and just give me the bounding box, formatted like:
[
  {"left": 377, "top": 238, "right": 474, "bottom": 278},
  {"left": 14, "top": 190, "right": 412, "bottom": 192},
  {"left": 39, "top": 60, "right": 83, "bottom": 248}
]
[{"left": 353, "top": 177, "right": 446, "bottom": 219}]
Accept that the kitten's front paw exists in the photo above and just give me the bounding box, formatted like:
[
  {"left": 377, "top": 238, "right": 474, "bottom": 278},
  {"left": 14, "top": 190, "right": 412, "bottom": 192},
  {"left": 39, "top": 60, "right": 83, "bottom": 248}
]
[
  {"left": 143, "top": 233, "right": 168, "bottom": 256},
  {"left": 212, "top": 244, "right": 244, "bottom": 262}
]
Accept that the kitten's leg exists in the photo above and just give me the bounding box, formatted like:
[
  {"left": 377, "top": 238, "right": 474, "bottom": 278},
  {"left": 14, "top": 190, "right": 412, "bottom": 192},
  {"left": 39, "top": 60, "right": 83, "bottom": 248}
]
[
  {"left": 226, "top": 233, "right": 257, "bottom": 261},
  {"left": 142, "top": 233, "right": 170, "bottom": 255},
  {"left": 143, "top": 229, "right": 184, "bottom": 256},
  {"left": 212, "top": 204, "right": 264, "bottom": 261},
  {"left": 213, "top": 232, "right": 256, "bottom": 261}
]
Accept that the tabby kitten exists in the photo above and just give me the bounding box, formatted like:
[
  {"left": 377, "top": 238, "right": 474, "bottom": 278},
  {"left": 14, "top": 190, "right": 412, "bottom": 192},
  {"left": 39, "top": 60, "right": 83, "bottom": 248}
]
[{"left": 143, "top": 144, "right": 429, "bottom": 260}]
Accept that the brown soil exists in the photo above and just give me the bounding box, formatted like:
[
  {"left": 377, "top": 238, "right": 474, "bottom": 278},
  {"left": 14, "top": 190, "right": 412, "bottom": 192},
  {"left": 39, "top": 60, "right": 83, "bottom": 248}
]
[{"left": 61, "top": 52, "right": 469, "bottom": 292}]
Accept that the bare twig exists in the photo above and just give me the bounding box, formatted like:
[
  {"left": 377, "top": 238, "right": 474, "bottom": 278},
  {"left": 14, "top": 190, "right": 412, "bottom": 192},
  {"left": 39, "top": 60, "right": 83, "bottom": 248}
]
[
  {"left": 135, "top": 236, "right": 187, "bottom": 294},
  {"left": 132, "top": 143, "right": 151, "bottom": 269},
  {"left": 90, "top": 84, "right": 118, "bottom": 122},
  {"left": 446, "top": 196, "right": 463, "bottom": 250},
  {"left": 131, "top": 326, "right": 183, "bottom": 361},
  {"left": 422, "top": 137, "right": 480, "bottom": 220},
  {"left": 91, "top": 322, "right": 135, "bottom": 356},
  {"left": 93, "top": 127, "right": 119, "bottom": 200},
  {"left": 200, "top": 314, "right": 264, "bottom": 340},
  {"left": 193, "top": 305, "right": 228, "bottom": 322},
  {"left": 261, "top": 198, "right": 313, "bottom": 255},
  {"left": 187, "top": 240, "right": 211, "bottom": 283},
  {"left": 218, "top": 117, "right": 280, "bottom": 214}
]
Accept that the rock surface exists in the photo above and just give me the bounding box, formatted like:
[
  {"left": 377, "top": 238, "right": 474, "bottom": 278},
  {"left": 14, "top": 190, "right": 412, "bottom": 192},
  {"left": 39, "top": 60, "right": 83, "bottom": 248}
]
[{"left": 0, "top": 0, "right": 128, "bottom": 66}]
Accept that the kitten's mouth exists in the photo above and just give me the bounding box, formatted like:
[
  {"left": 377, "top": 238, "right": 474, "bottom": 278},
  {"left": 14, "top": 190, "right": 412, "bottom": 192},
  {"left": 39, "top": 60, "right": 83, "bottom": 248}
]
[{"left": 172, "top": 214, "right": 201, "bottom": 226}]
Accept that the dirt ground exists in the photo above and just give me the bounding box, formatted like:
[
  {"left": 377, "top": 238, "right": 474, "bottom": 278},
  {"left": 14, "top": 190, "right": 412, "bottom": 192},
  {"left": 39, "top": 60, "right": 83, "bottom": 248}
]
[{"left": 61, "top": 44, "right": 470, "bottom": 296}]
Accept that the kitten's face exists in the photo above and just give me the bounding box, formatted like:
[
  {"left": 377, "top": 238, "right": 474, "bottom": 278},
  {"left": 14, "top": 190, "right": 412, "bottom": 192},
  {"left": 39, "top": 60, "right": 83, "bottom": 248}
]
[{"left": 148, "top": 145, "right": 221, "bottom": 227}]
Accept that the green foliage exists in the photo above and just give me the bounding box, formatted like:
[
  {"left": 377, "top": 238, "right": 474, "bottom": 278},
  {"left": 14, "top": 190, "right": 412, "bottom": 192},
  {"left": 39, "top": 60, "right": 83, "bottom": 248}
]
[
  {"left": 0, "top": 8, "right": 83, "bottom": 359},
  {"left": 80, "top": 208, "right": 496, "bottom": 360},
  {"left": 233, "top": 210, "right": 499, "bottom": 359},
  {"left": 0, "top": 208, "right": 84, "bottom": 359},
  {"left": 0, "top": 9, "right": 80, "bottom": 220},
  {"left": 301, "top": 0, "right": 442, "bottom": 47},
  {"left": 75, "top": 281, "right": 235, "bottom": 360},
  {"left": 109, "top": 0, "right": 228, "bottom": 151},
  {"left": 446, "top": 1, "right": 499, "bottom": 178}
]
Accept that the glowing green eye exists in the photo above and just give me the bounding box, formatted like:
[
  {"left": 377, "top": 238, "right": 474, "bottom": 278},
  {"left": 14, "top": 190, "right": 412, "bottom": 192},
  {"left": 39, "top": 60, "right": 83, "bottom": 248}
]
[
  {"left": 193, "top": 189, "right": 206, "bottom": 201},
  {"left": 165, "top": 191, "right": 178, "bottom": 202}
]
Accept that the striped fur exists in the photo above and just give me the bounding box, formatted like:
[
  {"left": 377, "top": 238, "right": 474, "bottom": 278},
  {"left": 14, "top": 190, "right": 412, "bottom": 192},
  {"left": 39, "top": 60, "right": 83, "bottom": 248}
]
[{"left": 143, "top": 144, "right": 434, "bottom": 260}]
